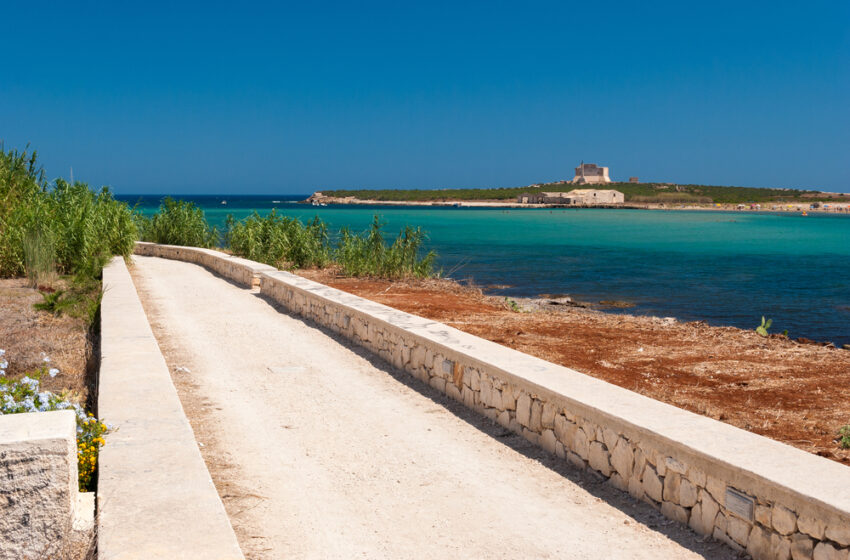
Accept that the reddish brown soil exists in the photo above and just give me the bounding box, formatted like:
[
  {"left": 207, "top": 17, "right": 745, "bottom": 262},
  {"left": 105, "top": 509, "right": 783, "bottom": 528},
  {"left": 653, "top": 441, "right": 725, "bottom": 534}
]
[
  {"left": 297, "top": 270, "right": 850, "bottom": 465},
  {"left": 0, "top": 279, "right": 92, "bottom": 400}
]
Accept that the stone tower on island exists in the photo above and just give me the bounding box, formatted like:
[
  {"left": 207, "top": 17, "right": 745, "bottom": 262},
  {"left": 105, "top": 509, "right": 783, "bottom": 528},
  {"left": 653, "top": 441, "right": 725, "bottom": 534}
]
[{"left": 570, "top": 162, "right": 612, "bottom": 184}]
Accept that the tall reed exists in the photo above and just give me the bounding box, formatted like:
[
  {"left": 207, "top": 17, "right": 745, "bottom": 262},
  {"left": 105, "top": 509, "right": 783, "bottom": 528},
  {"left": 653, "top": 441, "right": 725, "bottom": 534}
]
[
  {"left": 22, "top": 229, "right": 56, "bottom": 287},
  {"left": 0, "top": 146, "right": 137, "bottom": 279},
  {"left": 137, "top": 197, "right": 218, "bottom": 248}
]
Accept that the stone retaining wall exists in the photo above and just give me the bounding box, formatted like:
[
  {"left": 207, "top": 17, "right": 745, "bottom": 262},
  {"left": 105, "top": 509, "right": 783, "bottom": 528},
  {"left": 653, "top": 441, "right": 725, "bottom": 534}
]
[
  {"left": 134, "top": 241, "right": 277, "bottom": 288},
  {"left": 134, "top": 243, "right": 850, "bottom": 560}
]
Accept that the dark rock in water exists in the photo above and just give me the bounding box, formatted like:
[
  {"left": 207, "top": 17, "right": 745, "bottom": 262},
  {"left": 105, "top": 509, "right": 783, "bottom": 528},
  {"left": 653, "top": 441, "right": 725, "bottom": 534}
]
[
  {"left": 843, "top": 344, "right": 850, "bottom": 351},
  {"left": 598, "top": 300, "right": 636, "bottom": 309}
]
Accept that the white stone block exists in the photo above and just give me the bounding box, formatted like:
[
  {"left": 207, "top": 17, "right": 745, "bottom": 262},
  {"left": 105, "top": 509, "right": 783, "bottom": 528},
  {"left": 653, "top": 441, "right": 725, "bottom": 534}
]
[{"left": 0, "top": 410, "right": 77, "bottom": 560}]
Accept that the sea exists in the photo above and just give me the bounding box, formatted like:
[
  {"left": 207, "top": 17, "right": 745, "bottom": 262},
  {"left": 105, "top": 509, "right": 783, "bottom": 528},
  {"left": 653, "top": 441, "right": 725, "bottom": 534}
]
[{"left": 124, "top": 195, "right": 850, "bottom": 347}]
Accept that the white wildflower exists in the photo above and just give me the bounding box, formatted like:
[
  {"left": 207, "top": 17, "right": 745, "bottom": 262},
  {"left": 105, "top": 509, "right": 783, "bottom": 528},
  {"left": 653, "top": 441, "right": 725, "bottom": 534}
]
[
  {"left": 48, "top": 368, "right": 59, "bottom": 378},
  {"left": 0, "top": 360, "right": 7, "bottom": 369}
]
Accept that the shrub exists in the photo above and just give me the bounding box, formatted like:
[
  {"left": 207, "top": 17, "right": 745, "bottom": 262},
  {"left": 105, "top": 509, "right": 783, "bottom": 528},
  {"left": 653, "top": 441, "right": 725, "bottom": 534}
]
[
  {"left": 0, "top": 146, "right": 137, "bottom": 279},
  {"left": 0, "top": 352, "right": 107, "bottom": 491},
  {"left": 335, "top": 215, "right": 436, "bottom": 279},
  {"left": 137, "top": 197, "right": 218, "bottom": 248},
  {"left": 225, "top": 210, "right": 331, "bottom": 269},
  {"left": 839, "top": 425, "right": 850, "bottom": 450}
]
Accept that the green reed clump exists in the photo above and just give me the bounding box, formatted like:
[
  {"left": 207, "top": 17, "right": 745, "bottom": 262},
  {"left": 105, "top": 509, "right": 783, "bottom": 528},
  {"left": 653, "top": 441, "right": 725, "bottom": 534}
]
[
  {"left": 335, "top": 215, "right": 436, "bottom": 279},
  {"left": 224, "top": 212, "right": 436, "bottom": 279},
  {"left": 0, "top": 145, "right": 137, "bottom": 279},
  {"left": 137, "top": 197, "right": 218, "bottom": 248},
  {"left": 22, "top": 229, "right": 56, "bottom": 287},
  {"left": 225, "top": 210, "right": 331, "bottom": 269}
]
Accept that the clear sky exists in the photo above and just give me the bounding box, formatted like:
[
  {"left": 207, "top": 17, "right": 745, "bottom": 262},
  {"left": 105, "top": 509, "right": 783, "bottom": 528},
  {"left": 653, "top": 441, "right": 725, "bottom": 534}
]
[{"left": 1, "top": 1, "right": 848, "bottom": 194}]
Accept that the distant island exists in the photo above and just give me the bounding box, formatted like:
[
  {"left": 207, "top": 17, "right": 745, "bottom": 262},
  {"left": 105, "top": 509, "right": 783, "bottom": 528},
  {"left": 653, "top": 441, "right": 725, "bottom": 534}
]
[
  {"left": 306, "top": 181, "right": 850, "bottom": 207},
  {"left": 305, "top": 162, "right": 850, "bottom": 208}
]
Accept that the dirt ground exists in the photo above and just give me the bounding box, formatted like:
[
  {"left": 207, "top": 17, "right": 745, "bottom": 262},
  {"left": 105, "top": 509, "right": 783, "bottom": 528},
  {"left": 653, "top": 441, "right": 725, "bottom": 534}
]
[
  {"left": 0, "top": 278, "right": 93, "bottom": 400},
  {"left": 296, "top": 270, "right": 850, "bottom": 465}
]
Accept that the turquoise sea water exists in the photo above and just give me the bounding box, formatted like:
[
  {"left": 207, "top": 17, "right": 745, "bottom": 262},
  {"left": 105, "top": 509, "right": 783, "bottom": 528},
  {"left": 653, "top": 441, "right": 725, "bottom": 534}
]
[{"left": 124, "top": 195, "right": 850, "bottom": 346}]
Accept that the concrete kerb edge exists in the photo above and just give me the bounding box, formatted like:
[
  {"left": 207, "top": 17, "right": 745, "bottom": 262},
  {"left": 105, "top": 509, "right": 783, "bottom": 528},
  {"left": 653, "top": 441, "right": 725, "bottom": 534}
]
[{"left": 99, "top": 256, "right": 244, "bottom": 559}]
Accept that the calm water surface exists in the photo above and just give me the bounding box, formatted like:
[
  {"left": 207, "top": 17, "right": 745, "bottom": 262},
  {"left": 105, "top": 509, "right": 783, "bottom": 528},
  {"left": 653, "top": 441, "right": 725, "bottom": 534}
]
[{"left": 124, "top": 195, "right": 850, "bottom": 346}]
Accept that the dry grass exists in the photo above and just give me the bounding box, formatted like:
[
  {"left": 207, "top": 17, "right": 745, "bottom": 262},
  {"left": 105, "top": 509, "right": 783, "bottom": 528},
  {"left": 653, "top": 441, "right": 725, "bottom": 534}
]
[{"left": 0, "top": 278, "right": 93, "bottom": 400}]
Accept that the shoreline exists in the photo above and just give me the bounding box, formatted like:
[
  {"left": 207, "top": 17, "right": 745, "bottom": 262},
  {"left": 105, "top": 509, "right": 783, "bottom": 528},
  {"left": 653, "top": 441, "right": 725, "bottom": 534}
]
[{"left": 302, "top": 195, "right": 850, "bottom": 214}]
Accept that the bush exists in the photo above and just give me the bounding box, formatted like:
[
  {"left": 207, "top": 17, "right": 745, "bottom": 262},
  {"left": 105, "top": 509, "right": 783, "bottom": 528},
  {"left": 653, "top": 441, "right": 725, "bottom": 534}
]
[
  {"left": 335, "top": 215, "right": 436, "bottom": 279},
  {"left": 0, "top": 352, "right": 107, "bottom": 491},
  {"left": 137, "top": 197, "right": 218, "bottom": 248},
  {"left": 0, "top": 146, "right": 137, "bottom": 279},
  {"left": 225, "top": 210, "right": 331, "bottom": 269}
]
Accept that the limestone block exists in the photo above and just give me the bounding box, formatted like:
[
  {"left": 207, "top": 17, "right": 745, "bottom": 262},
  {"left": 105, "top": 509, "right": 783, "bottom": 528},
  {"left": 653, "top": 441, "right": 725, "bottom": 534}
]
[
  {"left": 497, "top": 410, "right": 511, "bottom": 429},
  {"left": 522, "top": 428, "right": 539, "bottom": 445},
  {"left": 566, "top": 450, "right": 586, "bottom": 470},
  {"left": 0, "top": 410, "right": 77, "bottom": 560},
  {"left": 628, "top": 475, "right": 645, "bottom": 501},
  {"left": 501, "top": 388, "right": 517, "bottom": 411},
  {"left": 747, "top": 525, "right": 772, "bottom": 560},
  {"left": 813, "top": 541, "right": 849, "bottom": 560},
  {"left": 755, "top": 504, "right": 773, "bottom": 527},
  {"left": 689, "top": 502, "right": 709, "bottom": 536},
  {"left": 727, "top": 514, "right": 753, "bottom": 547},
  {"left": 429, "top": 377, "right": 446, "bottom": 393},
  {"left": 516, "top": 393, "right": 532, "bottom": 427},
  {"left": 772, "top": 505, "right": 798, "bottom": 536},
  {"left": 572, "top": 428, "right": 590, "bottom": 460},
  {"left": 540, "top": 429, "right": 558, "bottom": 455},
  {"left": 656, "top": 455, "right": 668, "bottom": 477},
  {"left": 661, "top": 501, "right": 689, "bottom": 525},
  {"left": 482, "top": 407, "right": 499, "bottom": 421},
  {"left": 642, "top": 465, "right": 663, "bottom": 503},
  {"left": 705, "top": 475, "right": 727, "bottom": 506},
  {"left": 665, "top": 456, "right": 688, "bottom": 475},
  {"left": 608, "top": 473, "right": 628, "bottom": 492},
  {"left": 462, "top": 367, "right": 480, "bottom": 391},
  {"left": 541, "top": 402, "right": 556, "bottom": 429},
  {"left": 633, "top": 447, "right": 647, "bottom": 478},
  {"left": 610, "top": 437, "right": 634, "bottom": 481},
  {"left": 554, "top": 415, "right": 576, "bottom": 447},
  {"left": 479, "top": 379, "right": 494, "bottom": 408},
  {"left": 826, "top": 524, "right": 850, "bottom": 547},
  {"left": 798, "top": 515, "right": 826, "bottom": 540},
  {"left": 688, "top": 466, "right": 707, "bottom": 488},
  {"left": 791, "top": 533, "right": 814, "bottom": 560},
  {"left": 529, "top": 400, "right": 542, "bottom": 432},
  {"left": 602, "top": 428, "right": 618, "bottom": 450},
  {"left": 588, "top": 442, "right": 612, "bottom": 477},
  {"left": 445, "top": 382, "right": 462, "bottom": 402},
  {"left": 663, "top": 472, "right": 682, "bottom": 504},
  {"left": 462, "top": 386, "right": 475, "bottom": 408},
  {"left": 410, "top": 345, "right": 425, "bottom": 370},
  {"left": 678, "top": 477, "right": 698, "bottom": 508}
]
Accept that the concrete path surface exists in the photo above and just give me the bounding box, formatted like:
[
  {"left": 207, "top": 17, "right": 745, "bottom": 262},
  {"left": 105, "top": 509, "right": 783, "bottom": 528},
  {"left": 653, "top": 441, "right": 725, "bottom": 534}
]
[{"left": 130, "top": 255, "right": 738, "bottom": 560}]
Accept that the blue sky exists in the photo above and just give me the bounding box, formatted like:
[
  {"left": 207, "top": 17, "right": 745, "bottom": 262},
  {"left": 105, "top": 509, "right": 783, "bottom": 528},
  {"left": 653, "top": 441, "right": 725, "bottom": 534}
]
[{"left": 1, "top": 1, "right": 848, "bottom": 194}]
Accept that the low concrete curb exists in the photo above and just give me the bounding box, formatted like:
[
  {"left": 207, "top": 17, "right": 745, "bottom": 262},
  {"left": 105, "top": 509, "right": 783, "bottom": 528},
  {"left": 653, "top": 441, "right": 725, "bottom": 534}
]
[{"left": 98, "top": 257, "right": 243, "bottom": 559}]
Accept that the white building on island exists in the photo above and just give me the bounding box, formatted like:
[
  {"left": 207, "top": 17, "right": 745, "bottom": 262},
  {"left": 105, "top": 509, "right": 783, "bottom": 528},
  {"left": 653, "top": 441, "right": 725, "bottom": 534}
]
[{"left": 570, "top": 162, "right": 612, "bottom": 184}]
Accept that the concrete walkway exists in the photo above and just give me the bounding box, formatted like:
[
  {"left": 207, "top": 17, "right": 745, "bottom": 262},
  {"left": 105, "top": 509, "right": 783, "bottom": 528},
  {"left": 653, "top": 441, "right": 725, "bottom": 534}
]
[{"left": 130, "top": 255, "right": 738, "bottom": 560}]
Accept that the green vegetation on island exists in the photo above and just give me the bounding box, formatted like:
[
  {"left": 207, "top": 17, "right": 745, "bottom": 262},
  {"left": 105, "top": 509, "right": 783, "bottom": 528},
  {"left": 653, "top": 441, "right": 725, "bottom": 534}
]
[{"left": 320, "top": 181, "right": 847, "bottom": 205}]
